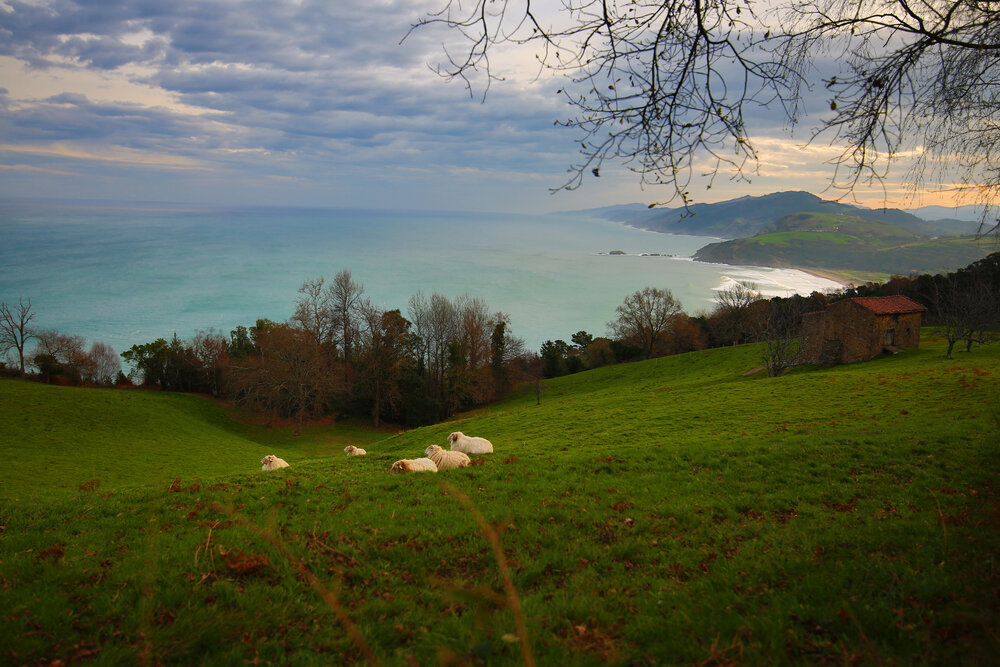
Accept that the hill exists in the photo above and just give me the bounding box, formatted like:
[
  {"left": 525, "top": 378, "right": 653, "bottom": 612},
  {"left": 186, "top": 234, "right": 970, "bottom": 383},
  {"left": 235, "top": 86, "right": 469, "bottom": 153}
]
[
  {"left": 3, "top": 338, "right": 999, "bottom": 664},
  {"left": 594, "top": 191, "right": 946, "bottom": 239},
  {"left": 692, "top": 211, "right": 991, "bottom": 274},
  {"left": 0, "top": 382, "right": 392, "bottom": 499}
]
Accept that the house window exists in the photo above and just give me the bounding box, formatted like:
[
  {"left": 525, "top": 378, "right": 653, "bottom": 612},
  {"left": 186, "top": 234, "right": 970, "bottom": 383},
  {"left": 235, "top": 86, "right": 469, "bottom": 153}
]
[{"left": 886, "top": 328, "right": 895, "bottom": 345}]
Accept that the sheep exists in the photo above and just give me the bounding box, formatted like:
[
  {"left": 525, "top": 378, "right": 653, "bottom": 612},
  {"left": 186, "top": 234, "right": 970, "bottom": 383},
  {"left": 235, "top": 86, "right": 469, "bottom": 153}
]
[
  {"left": 424, "top": 444, "right": 471, "bottom": 470},
  {"left": 344, "top": 445, "right": 367, "bottom": 456},
  {"left": 447, "top": 431, "right": 494, "bottom": 454},
  {"left": 260, "top": 454, "right": 289, "bottom": 471},
  {"left": 389, "top": 458, "right": 438, "bottom": 474}
]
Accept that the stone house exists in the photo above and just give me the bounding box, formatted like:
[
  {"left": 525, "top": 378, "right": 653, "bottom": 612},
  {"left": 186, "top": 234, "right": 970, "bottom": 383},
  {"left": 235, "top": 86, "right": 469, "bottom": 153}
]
[{"left": 799, "top": 296, "right": 927, "bottom": 365}]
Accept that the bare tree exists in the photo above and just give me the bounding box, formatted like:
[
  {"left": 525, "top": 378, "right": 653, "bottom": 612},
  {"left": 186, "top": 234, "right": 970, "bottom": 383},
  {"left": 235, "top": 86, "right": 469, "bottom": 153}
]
[
  {"left": 330, "top": 270, "right": 365, "bottom": 392},
  {"left": 412, "top": 0, "right": 1000, "bottom": 219},
  {"left": 0, "top": 297, "right": 38, "bottom": 376},
  {"left": 292, "top": 276, "right": 336, "bottom": 349},
  {"left": 190, "top": 330, "right": 230, "bottom": 397},
  {"left": 930, "top": 270, "right": 998, "bottom": 358},
  {"left": 607, "top": 286, "right": 682, "bottom": 359},
  {"left": 31, "top": 329, "right": 92, "bottom": 384},
  {"left": 408, "top": 291, "right": 459, "bottom": 403},
  {"left": 88, "top": 341, "right": 121, "bottom": 386},
  {"left": 780, "top": 0, "right": 1000, "bottom": 231},
  {"left": 711, "top": 280, "right": 763, "bottom": 346},
  {"left": 751, "top": 298, "right": 810, "bottom": 377}
]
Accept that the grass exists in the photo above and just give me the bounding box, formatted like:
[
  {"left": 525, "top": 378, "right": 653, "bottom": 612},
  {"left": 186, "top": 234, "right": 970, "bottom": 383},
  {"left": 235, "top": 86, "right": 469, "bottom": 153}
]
[
  {"left": 2, "top": 334, "right": 999, "bottom": 665},
  {"left": 0, "top": 383, "right": 394, "bottom": 499}
]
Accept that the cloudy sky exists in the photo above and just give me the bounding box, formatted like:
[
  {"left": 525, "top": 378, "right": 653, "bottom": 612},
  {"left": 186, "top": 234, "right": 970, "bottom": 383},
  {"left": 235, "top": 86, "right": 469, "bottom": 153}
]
[{"left": 0, "top": 0, "right": 961, "bottom": 213}]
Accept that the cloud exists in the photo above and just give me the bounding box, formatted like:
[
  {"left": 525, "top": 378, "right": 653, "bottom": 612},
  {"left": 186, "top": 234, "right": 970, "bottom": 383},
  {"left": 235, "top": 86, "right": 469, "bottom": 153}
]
[
  {"left": 0, "top": 0, "right": 960, "bottom": 211},
  {"left": 0, "top": 162, "right": 76, "bottom": 176}
]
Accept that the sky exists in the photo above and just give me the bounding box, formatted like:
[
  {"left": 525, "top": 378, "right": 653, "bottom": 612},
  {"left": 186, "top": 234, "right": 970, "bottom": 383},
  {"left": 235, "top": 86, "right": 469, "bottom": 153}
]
[{"left": 0, "top": 0, "right": 972, "bottom": 213}]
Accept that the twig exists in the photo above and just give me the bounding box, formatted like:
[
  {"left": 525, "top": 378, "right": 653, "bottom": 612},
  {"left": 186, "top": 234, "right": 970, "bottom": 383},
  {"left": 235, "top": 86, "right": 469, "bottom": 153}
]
[
  {"left": 210, "top": 502, "right": 380, "bottom": 666},
  {"left": 929, "top": 488, "right": 948, "bottom": 566},
  {"left": 439, "top": 481, "right": 535, "bottom": 667}
]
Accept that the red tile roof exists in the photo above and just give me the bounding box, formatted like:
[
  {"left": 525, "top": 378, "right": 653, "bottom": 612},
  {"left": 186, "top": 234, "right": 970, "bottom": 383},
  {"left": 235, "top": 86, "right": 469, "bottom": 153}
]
[{"left": 851, "top": 296, "right": 927, "bottom": 314}]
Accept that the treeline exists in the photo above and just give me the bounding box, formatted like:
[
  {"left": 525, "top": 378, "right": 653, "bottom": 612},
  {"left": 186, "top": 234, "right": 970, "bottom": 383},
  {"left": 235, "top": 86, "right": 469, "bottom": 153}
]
[
  {"left": 831, "top": 252, "right": 1000, "bottom": 358},
  {"left": 535, "top": 252, "right": 1000, "bottom": 378},
  {"left": 118, "top": 271, "right": 532, "bottom": 430},
  {"left": 0, "top": 299, "right": 123, "bottom": 385},
  {"left": 4, "top": 253, "right": 998, "bottom": 426}
]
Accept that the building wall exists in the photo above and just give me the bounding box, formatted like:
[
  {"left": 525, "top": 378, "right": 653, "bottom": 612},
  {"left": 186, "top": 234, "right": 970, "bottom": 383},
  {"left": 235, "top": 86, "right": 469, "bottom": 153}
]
[{"left": 799, "top": 301, "right": 923, "bottom": 365}]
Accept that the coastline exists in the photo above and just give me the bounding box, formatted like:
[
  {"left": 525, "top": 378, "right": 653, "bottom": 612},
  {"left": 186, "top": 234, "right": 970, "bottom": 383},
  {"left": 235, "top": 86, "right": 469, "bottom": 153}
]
[{"left": 793, "top": 266, "right": 853, "bottom": 288}]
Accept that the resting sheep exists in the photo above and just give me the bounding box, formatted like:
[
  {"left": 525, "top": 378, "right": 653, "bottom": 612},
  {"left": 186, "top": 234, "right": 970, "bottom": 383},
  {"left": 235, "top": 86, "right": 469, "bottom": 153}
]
[
  {"left": 260, "top": 454, "right": 289, "bottom": 471},
  {"left": 390, "top": 458, "right": 438, "bottom": 474},
  {"left": 424, "top": 444, "right": 471, "bottom": 470},
  {"left": 344, "top": 445, "right": 367, "bottom": 456},
  {"left": 448, "top": 431, "right": 494, "bottom": 454}
]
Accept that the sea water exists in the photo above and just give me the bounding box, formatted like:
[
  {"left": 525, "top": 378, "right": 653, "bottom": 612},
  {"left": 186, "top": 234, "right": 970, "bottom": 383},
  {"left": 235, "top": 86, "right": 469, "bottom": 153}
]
[{"left": 0, "top": 199, "right": 841, "bottom": 356}]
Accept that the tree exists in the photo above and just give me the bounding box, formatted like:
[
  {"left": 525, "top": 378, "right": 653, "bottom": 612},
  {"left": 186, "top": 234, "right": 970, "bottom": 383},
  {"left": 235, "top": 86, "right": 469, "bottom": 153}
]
[
  {"left": 31, "top": 330, "right": 91, "bottom": 384},
  {"left": 122, "top": 338, "right": 170, "bottom": 387},
  {"left": 413, "top": 0, "right": 1000, "bottom": 223},
  {"left": 539, "top": 339, "right": 571, "bottom": 378},
  {"left": 228, "top": 325, "right": 256, "bottom": 359},
  {"left": 751, "top": 297, "right": 810, "bottom": 377},
  {"left": 292, "top": 276, "right": 336, "bottom": 349},
  {"left": 408, "top": 291, "right": 459, "bottom": 412},
  {"left": 585, "top": 337, "right": 616, "bottom": 368},
  {"left": 88, "top": 341, "right": 121, "bottom": 386},
  {"left": 608, "top": 287, "right": 682, "bottom": 359},
  {"left": 357, "top": 303, "right": 415, "bottom": 427},
  {"left": 930, "top": 272, "right": 997, "bottom": 359},
  {"left": 0, "top": 297, "right": 38, "bottom": 376},
  {"left": 190, "top": 330, "right": 230, "bottom": 397},
  {"left": 660, "top": 313, "right": 708, "bottom": 355},
  {"left": 710, "top": 281, "right": 763, "bottom": 346},
  {"left": 231, "top": 324, "right": 338, "bottom": 435},
  {"left": 330, "top": 270, "right": 365, "bottom": 392},
  {"left": 571, "top": 331, "right": 594, "bottom": 351}
]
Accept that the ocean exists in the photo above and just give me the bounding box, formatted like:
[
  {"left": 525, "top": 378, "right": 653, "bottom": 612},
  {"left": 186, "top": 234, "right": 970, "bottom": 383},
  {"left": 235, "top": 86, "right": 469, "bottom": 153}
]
[{"left": 0, "top": 199, "right": 841, "bottom": 357}]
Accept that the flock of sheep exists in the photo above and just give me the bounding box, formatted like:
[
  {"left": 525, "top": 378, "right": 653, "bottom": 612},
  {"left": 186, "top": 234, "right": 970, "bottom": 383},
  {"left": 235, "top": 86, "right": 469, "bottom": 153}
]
[{"left": 259, "top": 431, "right": 494, "bottom": 474}]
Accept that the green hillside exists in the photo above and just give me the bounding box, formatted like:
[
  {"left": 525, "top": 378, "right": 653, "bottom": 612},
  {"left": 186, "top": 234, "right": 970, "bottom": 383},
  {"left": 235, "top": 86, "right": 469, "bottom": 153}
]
[
  {"left": 694, "top": 211, "right": 991, "bottom": 274},
  {"left": 599, "top": 190, "right": 950, "bottom": 239},
  {"left": 0, "top": 382, "right": 392, "bottom": 499},
  {"left": 3, "top": 337, "right": 999, "bottom": 664}
]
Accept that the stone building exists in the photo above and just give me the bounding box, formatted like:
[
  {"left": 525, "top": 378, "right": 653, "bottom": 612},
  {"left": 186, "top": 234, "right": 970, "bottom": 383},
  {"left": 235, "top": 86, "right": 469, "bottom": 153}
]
[{"left": 800, "top": 296, "right": 927, "bottom": 365}]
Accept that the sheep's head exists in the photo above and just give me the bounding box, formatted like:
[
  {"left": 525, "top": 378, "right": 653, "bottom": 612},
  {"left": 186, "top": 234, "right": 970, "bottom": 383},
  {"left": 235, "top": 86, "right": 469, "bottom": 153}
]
[
  {"left": 344, "top": 446, "right": 356, "bottom": 454},
  {"left": 390, "top": 460, "right": 407, "bottom": 474},
  {"left": 261, "top": 455, "right": 275, "bottom": 465},
  {"left": 425, "top": 444, "right": 442, "bottom": 457},
  {"left": 448, "top": 432, "right": 462, "bottom": 444}
]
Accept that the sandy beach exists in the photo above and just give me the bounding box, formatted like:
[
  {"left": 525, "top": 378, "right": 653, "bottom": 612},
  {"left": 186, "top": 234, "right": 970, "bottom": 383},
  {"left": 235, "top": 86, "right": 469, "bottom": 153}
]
[{"left": 793, "top": 266, "right": 854, "bottom": 287}]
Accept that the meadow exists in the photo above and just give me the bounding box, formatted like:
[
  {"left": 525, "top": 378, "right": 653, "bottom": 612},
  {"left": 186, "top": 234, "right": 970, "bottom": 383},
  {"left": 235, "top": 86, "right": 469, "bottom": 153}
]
[{"left": 2, "top": 334, "right": 998, "bottom": 665}]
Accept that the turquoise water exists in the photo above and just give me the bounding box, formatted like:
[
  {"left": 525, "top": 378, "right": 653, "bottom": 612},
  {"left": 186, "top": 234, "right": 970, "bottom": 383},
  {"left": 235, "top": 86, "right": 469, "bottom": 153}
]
[{"left": 0, "top": 199, "right": 841, "bottom": 355}]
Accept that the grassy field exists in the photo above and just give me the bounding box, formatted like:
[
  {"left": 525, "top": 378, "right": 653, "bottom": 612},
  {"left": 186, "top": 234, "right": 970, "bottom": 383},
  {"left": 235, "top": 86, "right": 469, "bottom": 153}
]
[
  {"left": 2, "top": 334, "right": 999, "bottom": 665},
  {"left": 0, "top": 383, "right": 395, "bottom": 500}
]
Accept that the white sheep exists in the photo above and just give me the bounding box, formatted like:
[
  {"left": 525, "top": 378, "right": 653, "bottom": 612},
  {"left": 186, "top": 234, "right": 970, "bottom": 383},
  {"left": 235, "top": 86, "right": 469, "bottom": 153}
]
[
  {"left": 344, "top": 445, "right": 367, "bottom": 456},
  {"left": 424, "top": 444, "right": 471, "bottom": 470},
  {"left": 389, "top": 458, "right": 438, "bottom": 474},
  {"left": 448, "top": 431, "right": 494, "bottom": 454},
  {"left": 260, "top": 454, "right": 289, "bottom": 471}
]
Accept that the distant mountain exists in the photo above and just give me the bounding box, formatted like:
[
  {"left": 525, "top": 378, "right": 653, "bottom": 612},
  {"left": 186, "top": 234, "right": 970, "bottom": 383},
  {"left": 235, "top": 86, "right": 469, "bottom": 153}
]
[
  {"left": 692, "top": 211, "right": 990, "bottom": 275},
  {"left": 906, "top": 204, "right": 999, "bottom": 224},
  {"left": 593, "top": 191, "right": 979, "bottom": 239}
]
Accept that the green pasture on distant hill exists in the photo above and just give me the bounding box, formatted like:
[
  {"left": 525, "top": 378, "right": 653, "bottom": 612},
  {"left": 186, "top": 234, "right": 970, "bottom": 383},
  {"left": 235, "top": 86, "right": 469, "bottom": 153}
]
[
  {"left": 3, "top": 334, "right": 999, "bottom": 665},
  {"left": 694, "top": 212, "right": 992, "bottom": 274}
]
